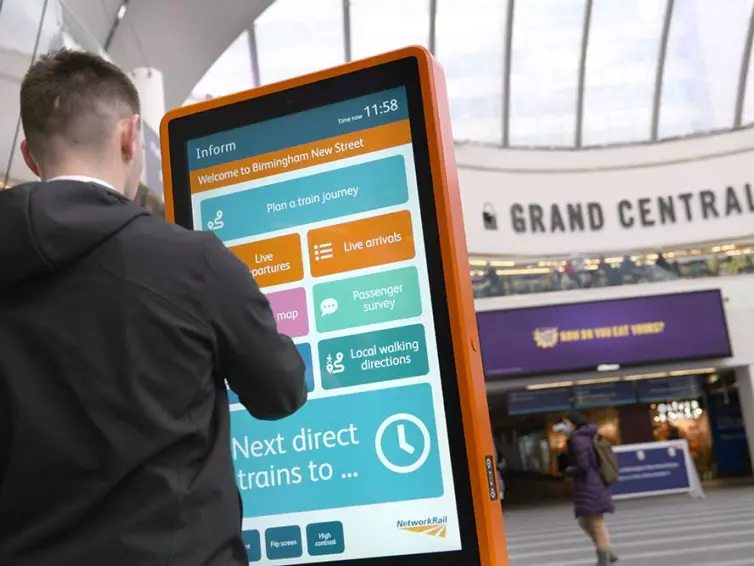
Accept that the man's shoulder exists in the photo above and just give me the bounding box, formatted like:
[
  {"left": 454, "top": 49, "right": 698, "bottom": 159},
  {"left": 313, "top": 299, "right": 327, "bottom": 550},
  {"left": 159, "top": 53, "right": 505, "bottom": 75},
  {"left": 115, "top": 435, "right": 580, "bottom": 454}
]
[
  {"left": 123, "top": 214, "right": 214, "bottom": 253},
  {"left": 101, "top": 214, "right": 224, "bottom": 284}
]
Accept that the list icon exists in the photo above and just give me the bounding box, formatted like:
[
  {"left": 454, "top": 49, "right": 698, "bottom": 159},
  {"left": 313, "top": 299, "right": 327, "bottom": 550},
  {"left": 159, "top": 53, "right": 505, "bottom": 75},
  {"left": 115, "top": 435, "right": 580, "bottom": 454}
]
[{"left": 314, "top": 242, "right": 334, "bottom": 261}]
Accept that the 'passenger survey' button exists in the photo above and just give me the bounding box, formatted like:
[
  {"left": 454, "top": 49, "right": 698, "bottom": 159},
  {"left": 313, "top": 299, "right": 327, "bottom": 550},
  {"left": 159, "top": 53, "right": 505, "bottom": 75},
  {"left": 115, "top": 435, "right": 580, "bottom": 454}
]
[{"left": 312, "top": 266, "right": 421, "bottom": 333}]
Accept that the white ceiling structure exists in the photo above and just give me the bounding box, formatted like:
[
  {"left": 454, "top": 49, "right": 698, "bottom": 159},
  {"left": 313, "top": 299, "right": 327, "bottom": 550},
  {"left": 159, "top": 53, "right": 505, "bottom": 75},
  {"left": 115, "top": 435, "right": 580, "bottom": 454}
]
[
  {"left": 0, "top": 0, "right": 273, "bottom": 185},
  {"left": 192, "top": 0, "right": 754, "bottom": 149},
  {"left": 0, "top": 0, "right": 65, "bottom": 186},
  {"left": 3, "top": 0, "right": 754, "bottom": 185},
  {"left": 62, "top": 0, "right": 275, "bottom": 109}
]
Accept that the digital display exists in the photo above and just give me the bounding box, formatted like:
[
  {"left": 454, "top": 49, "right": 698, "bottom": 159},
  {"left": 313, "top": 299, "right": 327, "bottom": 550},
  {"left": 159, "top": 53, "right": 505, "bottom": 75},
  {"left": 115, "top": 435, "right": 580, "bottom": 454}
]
[
  {"left": 636, "top": 375, "right": 703, "bottom": 402},
  {"left": 573, "top": 381, "right": 637, "bottom": 409},
  {"left": 477, "top": 290, "right": 731, "bottom": 379},
  {"left": 185, "top": 87, "right": 461, "bottom": 563},
  {"left": 507, "top": 388, "right": 572, "bottom": 415}
]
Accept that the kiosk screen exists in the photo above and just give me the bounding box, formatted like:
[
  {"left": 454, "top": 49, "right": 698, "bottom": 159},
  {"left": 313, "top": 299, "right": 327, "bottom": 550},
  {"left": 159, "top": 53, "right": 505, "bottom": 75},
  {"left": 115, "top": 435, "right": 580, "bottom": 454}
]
[{"left": 181, "top": 83, "right": 463, "bottom": 563}]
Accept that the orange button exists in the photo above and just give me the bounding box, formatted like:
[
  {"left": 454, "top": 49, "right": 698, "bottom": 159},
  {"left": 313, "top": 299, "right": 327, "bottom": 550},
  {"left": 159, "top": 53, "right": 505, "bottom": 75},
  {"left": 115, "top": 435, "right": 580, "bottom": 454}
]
[
  {"left": 308, "top": 210, "right": 415, "bottom": 277},
  {"left": 230, "top": 233, "right": 304, "bottom": 288}
]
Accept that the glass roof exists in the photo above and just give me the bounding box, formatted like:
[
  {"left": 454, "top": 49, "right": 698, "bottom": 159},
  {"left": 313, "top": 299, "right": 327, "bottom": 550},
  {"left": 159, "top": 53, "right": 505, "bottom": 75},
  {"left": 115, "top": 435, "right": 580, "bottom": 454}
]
[{"left": 189, "top": 0, "right": 754, "bottom": 148}]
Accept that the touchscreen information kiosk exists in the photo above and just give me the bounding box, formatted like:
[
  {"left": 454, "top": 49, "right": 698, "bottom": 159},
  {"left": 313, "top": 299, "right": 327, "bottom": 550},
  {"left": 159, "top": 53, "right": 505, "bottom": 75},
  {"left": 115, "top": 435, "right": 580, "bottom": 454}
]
[{"left": 161, "top": 47, "right": 507, "bottom": 566}]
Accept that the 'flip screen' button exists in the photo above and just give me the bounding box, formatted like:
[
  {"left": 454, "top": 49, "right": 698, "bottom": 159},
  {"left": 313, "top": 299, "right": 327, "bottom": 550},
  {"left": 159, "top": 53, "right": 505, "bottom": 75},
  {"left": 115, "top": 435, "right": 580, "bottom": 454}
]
[{"left": 265, "top": 525, "right": 303, "bottom": 560}]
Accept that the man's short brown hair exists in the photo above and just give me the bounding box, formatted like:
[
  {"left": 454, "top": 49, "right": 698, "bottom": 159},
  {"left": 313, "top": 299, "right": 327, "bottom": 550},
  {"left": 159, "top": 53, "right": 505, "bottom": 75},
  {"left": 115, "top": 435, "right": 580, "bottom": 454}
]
[{"left": 20, "top": 49, "right": 141, "bottom": 163}]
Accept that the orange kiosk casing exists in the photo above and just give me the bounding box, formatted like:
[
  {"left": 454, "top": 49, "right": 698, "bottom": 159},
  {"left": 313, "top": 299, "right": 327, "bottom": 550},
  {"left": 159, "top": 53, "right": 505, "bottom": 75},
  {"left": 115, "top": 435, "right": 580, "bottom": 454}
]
[{"left": 161, "top": 46, "right": 508, "bottom": 566}]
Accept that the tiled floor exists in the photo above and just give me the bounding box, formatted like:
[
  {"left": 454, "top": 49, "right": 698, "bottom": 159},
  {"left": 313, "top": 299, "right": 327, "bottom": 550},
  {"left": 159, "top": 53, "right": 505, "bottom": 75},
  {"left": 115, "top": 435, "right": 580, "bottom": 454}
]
[{"left": 504, "top": 486, "right": 754, "bottom": 566}]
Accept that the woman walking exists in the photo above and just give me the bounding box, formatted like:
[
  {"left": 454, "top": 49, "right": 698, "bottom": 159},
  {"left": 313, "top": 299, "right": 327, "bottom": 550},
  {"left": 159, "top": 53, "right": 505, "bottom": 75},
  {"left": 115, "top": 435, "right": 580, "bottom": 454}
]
[{"left": 561, "top": 413, "right": 618, "bottom": 565}]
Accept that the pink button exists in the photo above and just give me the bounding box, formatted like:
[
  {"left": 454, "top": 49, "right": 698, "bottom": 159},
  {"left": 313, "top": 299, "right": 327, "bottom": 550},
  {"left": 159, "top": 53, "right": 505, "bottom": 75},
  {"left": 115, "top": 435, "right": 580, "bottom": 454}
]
[{"left": 266, "top": 287, "right": 309, "bottom": 338}]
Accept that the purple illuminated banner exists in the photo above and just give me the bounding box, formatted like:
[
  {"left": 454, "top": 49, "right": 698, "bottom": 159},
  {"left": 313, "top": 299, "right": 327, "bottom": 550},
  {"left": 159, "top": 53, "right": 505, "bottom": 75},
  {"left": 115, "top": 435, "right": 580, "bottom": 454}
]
[{"left": 477, "top": 290, "right": 731, "bottom": 379}]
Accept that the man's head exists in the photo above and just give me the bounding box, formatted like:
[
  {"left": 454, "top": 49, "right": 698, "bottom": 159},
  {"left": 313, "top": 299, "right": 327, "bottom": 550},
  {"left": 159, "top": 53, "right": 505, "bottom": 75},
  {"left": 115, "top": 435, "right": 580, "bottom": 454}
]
[{"left": 19, "top": 49, "right": 143, "bottom": 199}]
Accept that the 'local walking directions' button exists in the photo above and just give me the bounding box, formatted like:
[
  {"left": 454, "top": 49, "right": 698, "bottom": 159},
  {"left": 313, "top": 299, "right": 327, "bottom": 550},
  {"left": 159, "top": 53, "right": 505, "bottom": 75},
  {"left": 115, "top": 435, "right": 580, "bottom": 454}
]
[{"left": 319, "top": 324, "right": 428, "bottom": 390}]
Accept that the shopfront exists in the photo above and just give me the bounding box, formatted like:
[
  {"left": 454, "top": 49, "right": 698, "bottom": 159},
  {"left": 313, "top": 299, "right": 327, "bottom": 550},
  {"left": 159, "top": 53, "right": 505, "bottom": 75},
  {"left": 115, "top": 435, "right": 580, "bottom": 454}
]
[
  {"left": 478, "top": 288, "right": 751, "bottom": 480},
  {"left": 498, "top": 372, "right": 751, "bottom": 480}
]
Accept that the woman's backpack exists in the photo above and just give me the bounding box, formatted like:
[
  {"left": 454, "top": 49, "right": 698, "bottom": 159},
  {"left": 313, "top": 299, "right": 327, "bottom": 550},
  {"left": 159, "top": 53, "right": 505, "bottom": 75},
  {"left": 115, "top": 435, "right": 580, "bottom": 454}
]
[{"left": 593, "top": 434, "right": 620, "bottom": 485}]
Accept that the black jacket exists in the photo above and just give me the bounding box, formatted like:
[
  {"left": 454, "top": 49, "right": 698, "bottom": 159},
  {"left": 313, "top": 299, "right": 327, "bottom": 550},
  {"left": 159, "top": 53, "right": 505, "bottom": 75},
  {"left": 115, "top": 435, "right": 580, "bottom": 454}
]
[{"left": 0, "top": 180, "right": 307, "bottom": 565}]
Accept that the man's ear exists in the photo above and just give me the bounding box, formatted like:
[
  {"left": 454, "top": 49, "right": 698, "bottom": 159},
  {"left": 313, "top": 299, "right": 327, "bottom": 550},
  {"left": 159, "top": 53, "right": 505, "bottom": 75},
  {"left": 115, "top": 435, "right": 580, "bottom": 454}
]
[
  {"left": 20, "top": 140, "right": 40, "bottom": 178},
  {"left": 121, "top": 114, "right": 142, "bottom": 162}
]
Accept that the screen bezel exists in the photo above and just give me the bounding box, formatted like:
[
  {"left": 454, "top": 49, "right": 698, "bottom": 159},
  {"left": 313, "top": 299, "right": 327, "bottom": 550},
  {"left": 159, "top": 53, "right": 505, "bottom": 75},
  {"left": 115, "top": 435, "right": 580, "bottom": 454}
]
[
  {"left": 165, "top": 56, "right": 482, "bottom": 566},
  {"left": 478, "top": 289, "right": 733, "bottom": 380}
]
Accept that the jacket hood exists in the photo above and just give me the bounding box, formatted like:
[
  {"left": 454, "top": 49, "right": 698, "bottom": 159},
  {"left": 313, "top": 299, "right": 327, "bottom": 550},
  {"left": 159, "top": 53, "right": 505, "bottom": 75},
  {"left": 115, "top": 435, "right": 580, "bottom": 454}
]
[
  {"left": 0, "top": 180, "right": 148, "bottom": 290},
  {"left": 572, "top": 423, "right": 599, "bottom": 438}
]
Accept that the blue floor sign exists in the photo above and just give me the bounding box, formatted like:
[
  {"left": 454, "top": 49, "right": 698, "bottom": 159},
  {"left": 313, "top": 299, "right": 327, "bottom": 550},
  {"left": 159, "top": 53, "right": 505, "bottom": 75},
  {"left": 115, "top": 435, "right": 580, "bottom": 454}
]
[{"left": 611, "top": 441, "right": 692, "bottom": 498}]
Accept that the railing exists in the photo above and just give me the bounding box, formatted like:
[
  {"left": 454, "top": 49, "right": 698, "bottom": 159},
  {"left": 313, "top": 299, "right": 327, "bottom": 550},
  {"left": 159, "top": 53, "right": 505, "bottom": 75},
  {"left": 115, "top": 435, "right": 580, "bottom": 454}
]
[{"left": 472, "top": 243, "right": 754, "bottom": 298}]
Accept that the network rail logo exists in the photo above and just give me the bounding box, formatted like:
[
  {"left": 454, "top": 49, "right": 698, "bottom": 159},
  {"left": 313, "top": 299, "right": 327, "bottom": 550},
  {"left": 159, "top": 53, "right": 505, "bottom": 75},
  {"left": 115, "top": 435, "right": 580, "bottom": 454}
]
[{"left": 396, "top": 515, "right": 449, "bottom": 538}]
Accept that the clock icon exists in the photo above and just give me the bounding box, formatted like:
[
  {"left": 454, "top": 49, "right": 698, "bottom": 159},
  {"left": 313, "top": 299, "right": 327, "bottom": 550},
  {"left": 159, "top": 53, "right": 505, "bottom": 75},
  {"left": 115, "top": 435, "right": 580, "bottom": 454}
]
[{"left": 375, "top": 413, "right": 431, "bottom": 474}]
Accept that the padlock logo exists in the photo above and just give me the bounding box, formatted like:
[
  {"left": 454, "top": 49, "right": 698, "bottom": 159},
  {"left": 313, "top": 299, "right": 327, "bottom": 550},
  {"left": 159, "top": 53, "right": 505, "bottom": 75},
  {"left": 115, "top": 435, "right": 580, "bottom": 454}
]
[{"left": 482, "top": 202, "right": 498, "bottom": 231}]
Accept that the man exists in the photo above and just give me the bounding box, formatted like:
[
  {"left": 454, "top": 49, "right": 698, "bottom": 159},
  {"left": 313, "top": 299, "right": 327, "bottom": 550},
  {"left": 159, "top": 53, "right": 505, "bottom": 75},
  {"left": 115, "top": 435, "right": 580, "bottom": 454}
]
[{"left": 0, "top": 50, "right": 307, "bottom": 565}]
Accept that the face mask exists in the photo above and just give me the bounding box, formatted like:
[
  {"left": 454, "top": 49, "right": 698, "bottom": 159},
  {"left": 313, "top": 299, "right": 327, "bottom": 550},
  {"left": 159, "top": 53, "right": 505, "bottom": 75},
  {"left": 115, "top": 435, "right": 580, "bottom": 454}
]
[{"left": 553, "top": 422, "right": 572, "bottom": 435}]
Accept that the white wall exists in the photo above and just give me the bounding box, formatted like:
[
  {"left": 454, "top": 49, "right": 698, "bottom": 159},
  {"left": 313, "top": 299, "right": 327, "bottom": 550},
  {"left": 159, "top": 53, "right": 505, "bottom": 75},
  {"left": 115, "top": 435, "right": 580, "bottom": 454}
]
[
  {"left": 457, "top": 128, "right": 754, "bottom": 257},
  {"left": 476, "top": 274, "right": 754, "bottom": 392}
]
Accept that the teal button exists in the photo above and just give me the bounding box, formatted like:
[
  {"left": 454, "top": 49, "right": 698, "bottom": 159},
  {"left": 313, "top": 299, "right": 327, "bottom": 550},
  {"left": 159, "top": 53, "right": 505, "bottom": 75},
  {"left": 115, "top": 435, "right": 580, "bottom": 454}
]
[
  {"left": 297, "top": 343, "right": 314, "bottom": 393},
  {"left": 200, "top": 156, "right": 408, "bottom": 242},
  {"left": 187, "top": 87, "right": 408, "bottom": 170},
  {"left": 306, "top": 521, "right": 345, "bottom": 556},
  {"left": 319, "top": 325, "right": 428, "bottom": 390},
  {"left": 228, "top": 387, "right": 238, "bottom": 405},
  {"left": 242, "top": 530, "right": 261, "bottom": 562},
  {"left": 231, "top": 383, "right": 443, "bottom": 517},
  {"left": 313, "top": 267, "right": 421, "bottom": 333},
  {"left": 265, "top": 526, "right": 302, "bottom": 560}
]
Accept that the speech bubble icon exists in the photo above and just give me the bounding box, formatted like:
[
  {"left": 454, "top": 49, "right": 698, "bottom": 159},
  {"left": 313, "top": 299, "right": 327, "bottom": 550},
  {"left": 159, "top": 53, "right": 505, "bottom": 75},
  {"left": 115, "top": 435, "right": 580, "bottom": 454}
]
[{"left": 320, "top": 298, "right": 338, "bottom": 317}]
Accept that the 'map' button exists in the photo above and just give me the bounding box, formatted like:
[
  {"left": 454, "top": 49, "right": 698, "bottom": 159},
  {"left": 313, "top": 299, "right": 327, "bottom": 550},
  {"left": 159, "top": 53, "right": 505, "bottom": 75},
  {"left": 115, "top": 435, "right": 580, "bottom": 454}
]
[
  {"left": 306, "top": 521, "right": 345, "bottom": 556},
  {"left": 241, "top": 530, "right": 261, "bottom": 562},
  {"left": 266, "top": 526, "right": 302, "bottom": 560}
]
